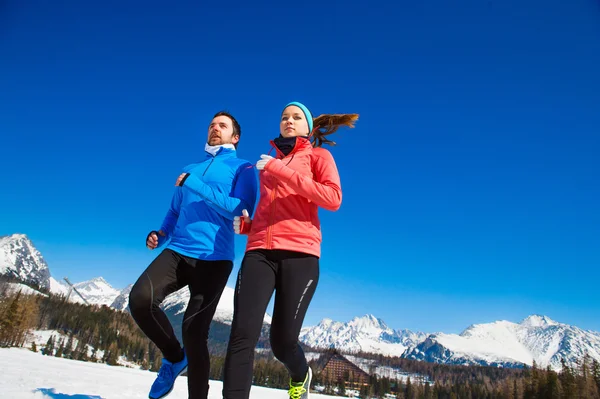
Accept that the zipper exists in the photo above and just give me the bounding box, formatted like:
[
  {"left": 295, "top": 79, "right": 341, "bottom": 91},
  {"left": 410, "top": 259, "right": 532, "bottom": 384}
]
[
  {"left": 203, "top": 157, "right": 215, "bottom": 176},
  {"left": 265, "top": 137, "right": 305, "bottom": 249},
  {"left": 266, "top": 182, "right": 278, "bottom": 249}
]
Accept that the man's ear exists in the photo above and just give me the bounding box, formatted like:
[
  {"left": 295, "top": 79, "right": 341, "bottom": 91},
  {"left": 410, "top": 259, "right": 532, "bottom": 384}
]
[{"left": 232, "top": 134, "right": 240, "bottom": 145}]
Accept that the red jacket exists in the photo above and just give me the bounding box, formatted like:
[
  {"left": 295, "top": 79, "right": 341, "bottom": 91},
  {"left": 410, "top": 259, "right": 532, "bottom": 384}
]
[{"left": 245, "top": 137, "right": 342, "bottom": 258}]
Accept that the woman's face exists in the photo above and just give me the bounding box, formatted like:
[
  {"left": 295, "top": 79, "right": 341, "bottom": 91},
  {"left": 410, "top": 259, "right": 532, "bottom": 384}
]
[{"left": 280, "top": 105, "right": 310, "bottom": 138}]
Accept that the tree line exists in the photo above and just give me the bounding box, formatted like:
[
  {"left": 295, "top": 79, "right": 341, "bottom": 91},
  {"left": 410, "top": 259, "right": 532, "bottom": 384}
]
[{"left": 1, "top": 279, "right": 599, "bottom": 398}]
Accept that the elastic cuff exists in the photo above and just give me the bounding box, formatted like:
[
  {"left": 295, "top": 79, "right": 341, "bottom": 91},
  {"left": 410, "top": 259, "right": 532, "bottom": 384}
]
[{"left": 177, "top": 173, "right": 190, "bottom": 187}]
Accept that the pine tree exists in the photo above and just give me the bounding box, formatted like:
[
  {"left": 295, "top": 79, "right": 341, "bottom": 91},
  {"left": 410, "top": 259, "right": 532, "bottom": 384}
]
[
  {"left": 55, "top": 338, "right": 65, "bottom": 358},
  {"left": 406, "top": 377, "right": 415, "bottom": 399},
  {"left": 31, "top": 342, "right": 37, "bottom": 352},
  {"left": 337, "top": 378, "right": 345, "bottom": 396},
  {"left": 545, "top": 366, "right": 560, "bottom": 399},
  {"left": 0, "top": 291, "right": 21, "bottom": 346},
  {"left": 75, "top": 339, "right": 88, "bottom": 362},
  {"left": 106, "top": 342, "right": 119, "bottom": 366},
  {"left": 42, "top": 336, "right": 55, "bottom": 356},
  {"left": 64, "top": 334, "right": 74, "bottom": 359},
  {"left": 592, "top": 359, "right": 600, "bottom": 395},
  {"left": 559, "top": 358, "right": 576, "bottom": 399},
  {"left": 90, "top": 346, "right": 98, "bottom": 363},
  {"left": 424, "top": 381, "right": 433, "bottom": 399}
]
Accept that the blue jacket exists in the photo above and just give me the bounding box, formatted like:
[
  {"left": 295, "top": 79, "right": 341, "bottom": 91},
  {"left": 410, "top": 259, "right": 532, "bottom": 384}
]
[{"left": 158, "top": 146, "right": 258, "bottom": 261}]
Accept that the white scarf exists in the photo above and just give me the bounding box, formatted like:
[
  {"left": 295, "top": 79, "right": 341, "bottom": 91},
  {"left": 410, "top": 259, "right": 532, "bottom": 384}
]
[{"left": 205, "top": 143, "right": 235, "bottom": 157}]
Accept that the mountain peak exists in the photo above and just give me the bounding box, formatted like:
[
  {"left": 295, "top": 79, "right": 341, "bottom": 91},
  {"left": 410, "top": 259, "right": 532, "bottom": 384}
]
[
  {"left": 349, "top": 314, "right": 389, "bottom": 330},
  {"left": 0, "top": 233, "right": 33, "bottom": 247},
  {"left": 89, "top": 277, "right": 109, "bottom": 285},
  {"left": 521, "top": 315, "right": 559, "bottom": 328},
  {"left": 1, "top": 233, "right": 29, "bottom": 241},
  {"left": 0, "top": 233, "right": 50, "bottom": 290}
]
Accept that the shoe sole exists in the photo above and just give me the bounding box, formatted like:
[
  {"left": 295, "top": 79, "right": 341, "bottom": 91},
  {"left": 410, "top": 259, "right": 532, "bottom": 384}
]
[{"left": 149, "top": 365, "right": 188, "bottom": 399}]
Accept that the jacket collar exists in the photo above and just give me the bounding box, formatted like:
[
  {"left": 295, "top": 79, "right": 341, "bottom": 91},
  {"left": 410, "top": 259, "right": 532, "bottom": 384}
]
[
  {"left": 270, "top": 136, "right": 312, "bottom": 159},
  {"left": 204, "top": 143, "right": 236, "bottom": 157}
]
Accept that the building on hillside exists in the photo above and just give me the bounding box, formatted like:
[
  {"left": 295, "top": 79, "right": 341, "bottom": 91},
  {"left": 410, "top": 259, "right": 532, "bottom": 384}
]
[{"left": 312, "top": 350, "right": 370, "bottom": 390}]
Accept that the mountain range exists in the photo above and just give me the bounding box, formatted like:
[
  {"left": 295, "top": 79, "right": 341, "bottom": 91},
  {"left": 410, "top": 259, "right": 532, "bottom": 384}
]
[{"left": 2, "top": 233, "right": 599, "bottom": 371}]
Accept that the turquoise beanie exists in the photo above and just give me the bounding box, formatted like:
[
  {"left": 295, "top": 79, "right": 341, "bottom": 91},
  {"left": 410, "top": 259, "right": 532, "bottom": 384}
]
[{"left": 284, "top": 101, "right": 313, "bottom": 134}]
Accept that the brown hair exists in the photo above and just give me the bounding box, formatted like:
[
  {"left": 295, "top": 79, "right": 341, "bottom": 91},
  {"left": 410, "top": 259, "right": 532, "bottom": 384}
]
[{"left": 311, "top": 114, "right": 359, "bottom": 147}]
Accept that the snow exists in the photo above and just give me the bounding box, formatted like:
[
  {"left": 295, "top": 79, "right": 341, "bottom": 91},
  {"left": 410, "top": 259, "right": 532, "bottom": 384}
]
[
  {"left": 453, "top": 321, "right": 533, "bottom": 364},
  {"left": 404, "top": 317, "right": 600, "bottom": 371},
  {"left": 162, "top": 285, "right": 272, "bottom": 325},
  {"left": 521, "top": 315, "right": 559, "bottom": 328},
  {"left": 0, "top": 348, "right": 339, "bottom": 399},
  {"left": 72, "top": 278, "right": 121, "bottom": 306},
  {"left": 48, "top": 277, "right": 69, "bottom": 296},
  {"left": 6, "top": 283, "right": 48, "bottom": 297},
  {"left": 0, "top": 234, "right": 51, "bottom": 290},
  {"left": 299, "top": 315, "right": 425, "bottom": 358}
]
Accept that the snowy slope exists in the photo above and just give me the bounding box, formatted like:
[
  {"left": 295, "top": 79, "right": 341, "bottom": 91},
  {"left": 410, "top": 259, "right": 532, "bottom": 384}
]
[
  {"left": 0, "top": 348, "right": 337, "bottom": 399},
  {"left": 48, "top": 276, "right": 70, "bottom": 296},
  {"left": 5, "top": 282, "right": 48, "bottom": 297}
]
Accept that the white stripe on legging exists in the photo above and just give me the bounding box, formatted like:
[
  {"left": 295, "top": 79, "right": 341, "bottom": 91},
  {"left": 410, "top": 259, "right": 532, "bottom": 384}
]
[{"left": 294, "top": 279, "right": 314, "bottom": 320}]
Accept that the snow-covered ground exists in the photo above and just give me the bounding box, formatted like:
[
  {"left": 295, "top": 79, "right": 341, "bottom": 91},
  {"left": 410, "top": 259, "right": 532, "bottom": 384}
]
[{"left": 0, "top": 348, "right": 340, "bottom": 399}]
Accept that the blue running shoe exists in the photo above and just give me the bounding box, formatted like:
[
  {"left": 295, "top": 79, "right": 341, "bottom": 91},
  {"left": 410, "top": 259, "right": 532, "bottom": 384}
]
[{"left": 148, "top": 353, "right": 188, "bottom": 399}]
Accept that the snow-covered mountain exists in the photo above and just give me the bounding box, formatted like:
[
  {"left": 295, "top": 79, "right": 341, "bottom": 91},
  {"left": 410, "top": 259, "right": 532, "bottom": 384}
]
[
  {"left": 403, "top": 315, "right": 600, "bottom": 371},
  {"left": 0, "top": 234, "right": 51, "bottom": 290},
  {"left": 71, "top": 277, "right": 121, "bottom": 306},
  {"left": 299, "top": 314, "right": 427, "bottom": 357},
  {"left": 301, "top": 314, "right": 600, "bottom": 371},
  {"left": 0, "top": 232, "right": 269, "bottom": 325},
  {"left": 3, "top": 232, "right": 600, "bottom": 372},
  {"left": 160, "top": 285, "right": 272, "bottom": 326},
  {"left": 110, "top": 284, "right": 133, "bottom": 311}
]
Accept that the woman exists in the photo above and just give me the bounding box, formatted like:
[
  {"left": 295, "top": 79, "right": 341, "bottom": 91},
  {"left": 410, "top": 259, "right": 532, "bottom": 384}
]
[{"left": 222, "top": 101, "right": 358, "bottom": 399}]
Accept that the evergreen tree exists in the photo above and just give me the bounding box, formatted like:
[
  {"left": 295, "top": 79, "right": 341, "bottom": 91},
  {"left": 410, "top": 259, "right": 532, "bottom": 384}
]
[
  {"left": 592, "top": 359, "right": 600, "bottom": 395},
  {"left": 42, "top": 336, "right": 54, "bottom": 356},
  {"left": 90, "top": 346, "right": 98, "bottom": 363},
  {"left": 106, "top": 342, "right": 119, "bottom": 366},
  {"left": 406, "top": 377, "right": 415, "bottom": 399},
  {"left": 337, "top": 378, "right": 345, "bottom": 396},
  {"left": 424, "top": 381, "right": 433, "bottom": 399},
  {"left": 55, "top": 338, "right": 65, "bottom": 358},
  {"left": 545, "top": 366, "right": 560, "bottom": 399},
  {"left": 0, "top": 291, "right": 21, "bottom": 346},
  {"left": 63, "top": 334, "right": 74, "bottom": 359},
  {"left": 559, "top": 358, "right": 576, "bottom": 399}
]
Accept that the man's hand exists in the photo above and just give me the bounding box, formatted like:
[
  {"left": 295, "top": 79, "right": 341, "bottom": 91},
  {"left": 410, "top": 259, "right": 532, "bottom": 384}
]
[
  {"left": 233, "top": 209, "right": 251, "bottom": 234},
  {"left": 146, "top": 230, "right": 165, "bottom": 250},
  {"left": 256, "top": 154, "right": 274, "bottom": 171},
  {"left": 175, "top": 173, "right": 190, "bottom": 187}
]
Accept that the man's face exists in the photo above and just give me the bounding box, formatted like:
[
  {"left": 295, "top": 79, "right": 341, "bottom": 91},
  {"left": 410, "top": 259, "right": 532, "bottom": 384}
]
[{"left": 207, "top": 115, "right": 239, "bottom": 146}]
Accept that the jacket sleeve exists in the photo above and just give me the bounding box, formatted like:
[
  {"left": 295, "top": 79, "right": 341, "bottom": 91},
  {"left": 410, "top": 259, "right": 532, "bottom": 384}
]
[
  {"left": 182, "top": 164, "right": 258, "bottom": 220},
  {"left": 264, "top": 149, "right": 342, "bottom": 211},
  {"left": 158, "top": 187, "right": 183, "bottom": 246}
]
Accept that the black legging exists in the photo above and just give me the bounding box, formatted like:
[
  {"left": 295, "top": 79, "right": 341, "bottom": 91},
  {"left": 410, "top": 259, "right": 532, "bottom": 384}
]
[
  {"left": 222, "top": 249, "right": 319, "bottom": 399},
  {"left": 129, "top": 249, "right": 232, "bottom": 399}
]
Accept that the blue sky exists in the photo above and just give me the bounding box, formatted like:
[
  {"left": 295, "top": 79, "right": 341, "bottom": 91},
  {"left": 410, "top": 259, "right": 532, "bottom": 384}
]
[{"left": 1, "top": 0, "right": 599, "bottom": 334}]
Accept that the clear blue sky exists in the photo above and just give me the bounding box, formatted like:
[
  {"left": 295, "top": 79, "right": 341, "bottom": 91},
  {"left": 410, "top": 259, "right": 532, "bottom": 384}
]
[{"left": 1, "top": 0, "right": 599, "bottom": 334}]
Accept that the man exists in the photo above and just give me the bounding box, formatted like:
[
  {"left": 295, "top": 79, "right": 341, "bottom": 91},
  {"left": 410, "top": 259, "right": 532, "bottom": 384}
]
[{"left": 129, "top": 111, "right": 258, "bottom": 399}]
